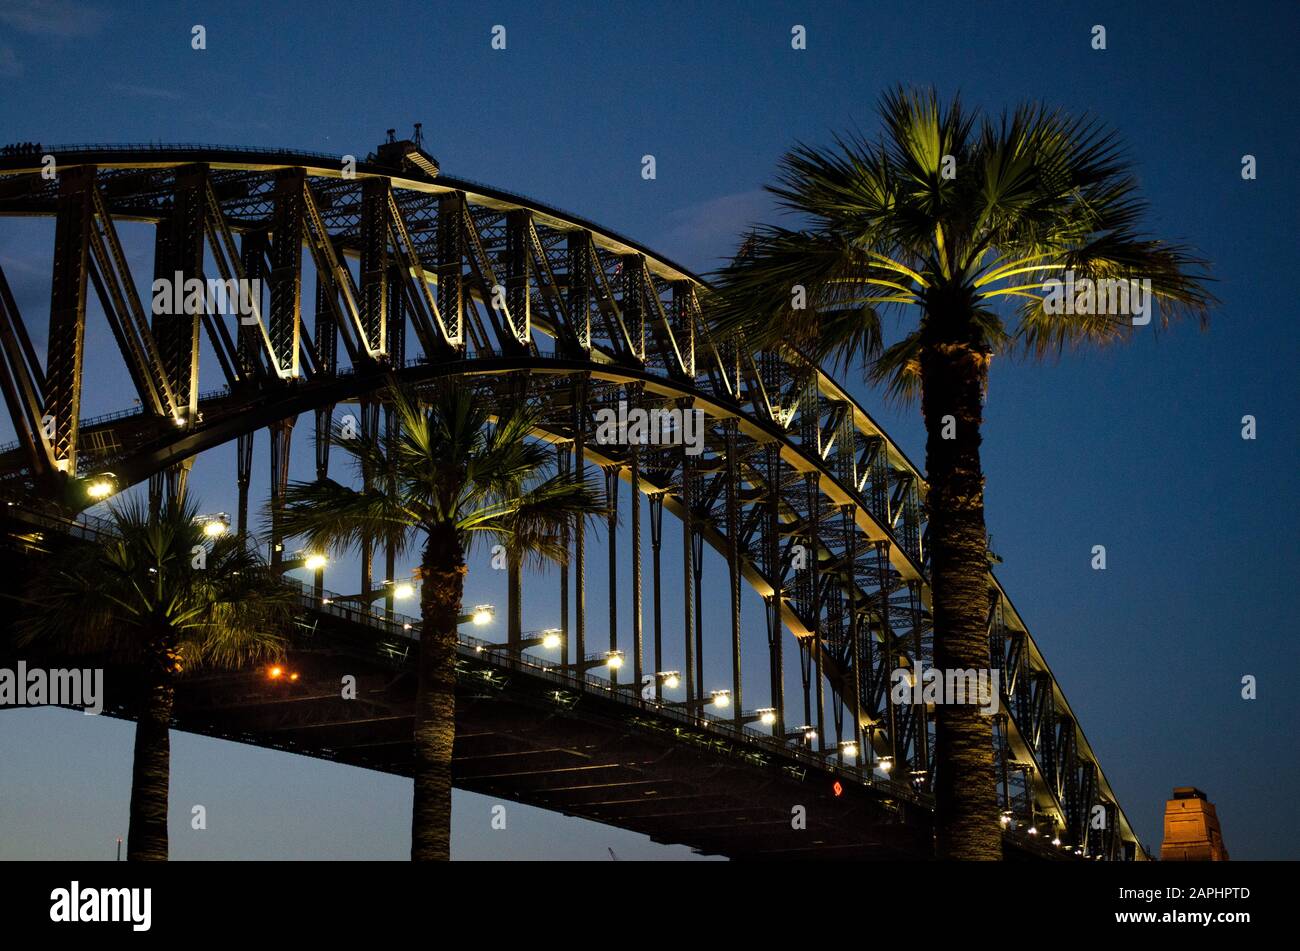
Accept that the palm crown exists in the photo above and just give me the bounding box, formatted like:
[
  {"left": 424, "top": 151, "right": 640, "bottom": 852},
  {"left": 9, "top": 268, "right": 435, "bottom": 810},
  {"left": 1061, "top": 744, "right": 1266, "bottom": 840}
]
[
  {"left": 19, "top": 496, "right": 289, "bottom": 672},
  {"left": 708, "top": 86, "right": 1215, "bottom": 400},
  {"left": 279, "top": 384, "right": 604, "bottom": 567}
]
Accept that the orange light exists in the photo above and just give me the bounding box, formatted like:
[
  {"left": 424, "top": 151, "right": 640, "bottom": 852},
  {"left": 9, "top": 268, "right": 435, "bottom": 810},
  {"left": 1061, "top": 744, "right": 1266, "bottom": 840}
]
[
  {"left": 289, "top": 672, "right": 300, "bottom": 682},
  {"left": 269, "top": 665, "right": 283, "bottom": 679},
  {"left": 832, "top": 781, "right": 843, "bottom": 797}
]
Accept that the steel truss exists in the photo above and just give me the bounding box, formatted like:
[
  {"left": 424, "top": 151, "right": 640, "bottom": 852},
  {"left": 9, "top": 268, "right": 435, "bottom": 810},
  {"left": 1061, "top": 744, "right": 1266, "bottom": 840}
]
[{"left": 0, "top": 146, "right": 1143, "bottom": 859}]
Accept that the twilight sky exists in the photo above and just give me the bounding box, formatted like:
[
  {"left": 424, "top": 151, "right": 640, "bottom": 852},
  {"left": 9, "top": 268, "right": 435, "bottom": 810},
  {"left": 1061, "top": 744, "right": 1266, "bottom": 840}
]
[{"left": 0, "top": 0, "right": 1297, "bottom": 860}]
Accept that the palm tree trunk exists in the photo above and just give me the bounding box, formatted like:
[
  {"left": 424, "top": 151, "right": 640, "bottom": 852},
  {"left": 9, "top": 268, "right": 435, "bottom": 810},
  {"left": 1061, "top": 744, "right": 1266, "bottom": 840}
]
[
  {"left": 126, "top": 666, "right": 174, "bottom": 861},
  {"left": 920, "top": 340, "right": 1001, "bottom": 860},
  {"left": 507, "top": 547, "right": 522, "bottom": 649},
  {"left": 411, "top": 526, "right": 465, "bottom": 861}
]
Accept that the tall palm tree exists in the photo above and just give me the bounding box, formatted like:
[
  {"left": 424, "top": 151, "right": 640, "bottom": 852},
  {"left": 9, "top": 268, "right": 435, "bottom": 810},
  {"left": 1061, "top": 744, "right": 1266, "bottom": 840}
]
[
  {"left": 708, "top": 87, "right": 1213, "bottom": 859},
  {"left": 18, "top": 496, "right": 290, "bottom": 861},
  {"left": 279, "top": 383, "right": 604, "bottom": 861}
]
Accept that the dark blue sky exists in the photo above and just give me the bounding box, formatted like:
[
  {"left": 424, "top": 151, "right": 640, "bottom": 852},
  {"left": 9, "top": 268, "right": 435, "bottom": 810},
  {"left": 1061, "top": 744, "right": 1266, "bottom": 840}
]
[{"left": 1, "top": 0, "right": 1297, "bottom": 860}]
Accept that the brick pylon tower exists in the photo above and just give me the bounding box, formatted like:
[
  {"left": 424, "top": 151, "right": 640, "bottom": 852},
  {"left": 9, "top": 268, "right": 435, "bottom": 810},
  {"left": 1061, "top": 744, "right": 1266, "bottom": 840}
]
[{"left": 1160, "top": 787, "right": 1229, "bottom": 861}]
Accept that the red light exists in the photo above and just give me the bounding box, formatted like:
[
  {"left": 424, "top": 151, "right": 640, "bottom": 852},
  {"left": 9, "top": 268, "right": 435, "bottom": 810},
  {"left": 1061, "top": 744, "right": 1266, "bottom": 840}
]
[{"left": 832, "top": 781, "right": 843, "bottom": 797}]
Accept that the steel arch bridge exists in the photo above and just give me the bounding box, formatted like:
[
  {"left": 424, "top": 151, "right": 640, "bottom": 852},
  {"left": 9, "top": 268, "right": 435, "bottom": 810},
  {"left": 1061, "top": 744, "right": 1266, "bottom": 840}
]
[{"left": 0, "top": 142, "right": 1144, "bottom": 860}]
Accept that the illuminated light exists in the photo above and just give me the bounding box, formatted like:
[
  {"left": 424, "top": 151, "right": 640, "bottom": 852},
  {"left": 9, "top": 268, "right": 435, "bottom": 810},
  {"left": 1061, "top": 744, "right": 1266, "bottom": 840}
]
[
  {"left": 710, "top": 689, "right": 731, "bottom": 708},
  {"left": 53, "top": 459, "right": 71, "bottom": 474},
  {"left": 1051, "top": 837, "right": 1062, "bottom": 847},
  {"left": 289, "top": 672, "right": 300, "bottom": 682},
  {"left": 758, "top": 707, "right": 776, "bottom": 726},
  {"left": 472, "top": 604, "right": 494, "bottom": 626},
  {"left": 660, "top": 671, "right": 680, "bottom": 690},
  {"left": 403, "top": 623, "right": 412, "bottom": 631},
  {"left": 832, "top": 781, "right": 843, "bottom": 797},
  {"left": 878, "top": 757, "right": 893, "bottom": 773},
  {"left": 1000, "top": 814, "right": 1012, "bottom": 827},
  {"left": 304, "top": 553, "right": 328, "bottom": 571},
  {"left": 393, "top": 582, "right": 415, "bottom": 599},
  {"left": 839, "top": 741, "right": 859, "bottom": 760},
  {"left": 173, "top": 416, "right": 186, "bottom": 427},
  {"left": 606, "top": 651, "right": 624, "bottom": 670},
  {"left": 1027, "top": 826, "right": 1039, "bottom": 837},
  {"left": 541, "top": 629, "right": 562, "bottom": 649},
  {"left": 86, "top": 479, "right": 115, "bottom": 500},
  {"left": 321, "top": 598, "right": 332, "bottom": 605},
  {"left": 268, "top": 666, "right": 283, "bottom": 679},
  {"left": 803, "top": 728, "right": 818, "bottom": 743},
  {"left": 202, "top": 519, "right": 227, "bottom": 538}
]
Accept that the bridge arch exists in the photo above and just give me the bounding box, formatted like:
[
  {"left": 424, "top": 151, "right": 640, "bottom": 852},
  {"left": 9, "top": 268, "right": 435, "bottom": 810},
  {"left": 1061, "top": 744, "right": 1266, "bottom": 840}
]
[{"left": 0, "top": 145, "right": 1143, "bottom": 859}]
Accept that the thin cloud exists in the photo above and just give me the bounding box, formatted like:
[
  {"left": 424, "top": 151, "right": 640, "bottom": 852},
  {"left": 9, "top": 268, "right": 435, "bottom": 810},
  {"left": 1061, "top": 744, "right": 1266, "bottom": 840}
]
[
  {"left": 0, "top": 0, "right": 108, "bottom": 38},
  {"left": 656, "top": 189, "right": 777, "bottom": 275}
]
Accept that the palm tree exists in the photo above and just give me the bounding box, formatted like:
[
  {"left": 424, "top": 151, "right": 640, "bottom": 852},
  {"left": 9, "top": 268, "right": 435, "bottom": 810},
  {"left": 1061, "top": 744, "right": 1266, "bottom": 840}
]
[
  {"left": 18, "top": 496, "right": 290, "bottom": 861},
  {"left": 279, "top": 383, "right": 604, "bottom": 861},
  {"left": 708, "top": 87, "right": 1213, "bottom": 859}
]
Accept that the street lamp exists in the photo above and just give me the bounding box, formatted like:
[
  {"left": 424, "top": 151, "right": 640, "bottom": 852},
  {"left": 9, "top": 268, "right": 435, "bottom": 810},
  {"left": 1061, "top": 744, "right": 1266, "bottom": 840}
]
[
  {"left": 476, "top": 628, "right": 563, "bottom": 653},
  {"left": 671, "top": 689, "right": 730, "bottom": 711},
  {"left": 332, "top": 578, "right": 418, "bottom": 606},
  {"left": 277, "top": 550, "right": 329, "bottom": 574},
  {"left": 786, "top": 725, "right": 818, "bottom": 745},
  {"left": 196, "top": 513, "right": 230, "bottom": 538},
  {"left": 85, "top": 474, "right": 117, "bottom": 501}
]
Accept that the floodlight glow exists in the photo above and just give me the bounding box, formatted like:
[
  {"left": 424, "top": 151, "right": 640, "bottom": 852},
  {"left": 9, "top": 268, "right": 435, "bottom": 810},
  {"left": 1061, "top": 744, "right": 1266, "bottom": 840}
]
[
  {"left": 541, "top": 629, "right": 562, "bottom": 649},
  {"left": 606, "top": 651, "right": 624, "bottom": 670},
  {"left": 393, "top": 582, "right": 415, "bottom": 599},
  {"left": 758, "top": 708, "right": 776, "bottom": 726},
  {"left": 839, "top": 741, "right": 859, "bottom": 759},
  {"left": 660, "top": 671, "right": 680, "bottom": 690},
  {"left": 472, "top": 604, "right": 494, "bottom": 626},
  {"left": 304, "top": 553, "right": 328, "bottom": 571},
  {"left": 86, "top": 479, "right": 115, "bottom": 500},
  {"left": 203, "top": 519, "right": 227, "bottom": 537},
  {"left": 710, "top": 690, "right": 731, "bottom": 708}
]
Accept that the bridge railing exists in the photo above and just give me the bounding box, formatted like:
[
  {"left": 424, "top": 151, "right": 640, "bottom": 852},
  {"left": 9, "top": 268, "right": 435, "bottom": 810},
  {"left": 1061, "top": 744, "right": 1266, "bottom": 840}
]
[
  {"left": 2, "top": 419, "right": 929, "bottom": 812},
  {"left": 284, "top": 573, "right": 923, "bottom": 804}
]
